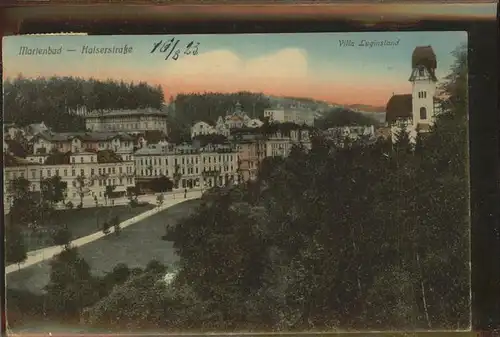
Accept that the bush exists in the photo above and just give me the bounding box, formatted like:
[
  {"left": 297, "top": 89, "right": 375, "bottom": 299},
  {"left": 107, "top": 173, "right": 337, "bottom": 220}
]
[{"left": 102, "top": 222, "right": 110, "bottom": 235}]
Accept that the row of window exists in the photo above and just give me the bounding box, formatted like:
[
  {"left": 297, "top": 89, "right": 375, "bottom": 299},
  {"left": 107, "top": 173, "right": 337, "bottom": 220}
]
[
  {"left": 136, "top": 154, "right": 237, "bottom": 167},
  {"left": 417, "top": 91, "right": 428, "bottom": 99},
  {"left": 138, "top": 164, "right": 236, "bottom": 177}
]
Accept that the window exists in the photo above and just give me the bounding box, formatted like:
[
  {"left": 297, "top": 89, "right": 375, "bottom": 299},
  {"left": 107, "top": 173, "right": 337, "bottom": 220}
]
[
  {"left": 420, "top": 107, "right": 427, "bottom": 120},
  {"left": 91, "top": 156, "right": 94, "bottom": 162},
  {"left": 119, "top": 167, "right": 123, "bottom": 174},
  {"left": 31, "top": 170, "right": 36, "bottom": 179},
  {"left": 72, "top": 169, "right": 76, "bottom": 176},
  {"left": 80, "top": 169, "right": 85, "bottom": 176},
  {"left": 112, "top": 167, "right": 116, "bottom": 174},
  {"left": 418, "top": 67, "right": 424, "bottom": 76},
  {"left": 81, "top": 157, "right": 84, "bottom": 163},
  {"left": 55, "top": 169, "right": 59, "bottom": 176},
  {"left": 72, "top": 157, "right": 75, "bottom": 163},
  {"left": 48, "top": 170, "right": 51, "bottom": 177},
  {"left": 91, "top": 168, "right": 95, "bottom": 175}
]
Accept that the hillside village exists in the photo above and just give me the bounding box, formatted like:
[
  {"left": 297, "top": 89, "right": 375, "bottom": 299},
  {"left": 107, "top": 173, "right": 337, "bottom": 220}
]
[
  {"left": 3, "top": 42, "right": 471, "bottom": 333},
  {"left": 3, "top": 94, "right": 385, "bottom": 211}
]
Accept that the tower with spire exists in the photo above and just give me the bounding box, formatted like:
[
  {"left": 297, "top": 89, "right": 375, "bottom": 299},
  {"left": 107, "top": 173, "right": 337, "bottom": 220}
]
[
  {"left": 385, "top": 45, "right": 440, "bottom": 143},
  {"left": 409, "top": 45, "right": 438, "bottom": 131}
]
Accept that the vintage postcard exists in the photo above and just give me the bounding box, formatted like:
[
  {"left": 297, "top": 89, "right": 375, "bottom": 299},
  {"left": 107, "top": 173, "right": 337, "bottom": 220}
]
[{"left": 3, "top": 32, "right": 470, "bottom": 334}]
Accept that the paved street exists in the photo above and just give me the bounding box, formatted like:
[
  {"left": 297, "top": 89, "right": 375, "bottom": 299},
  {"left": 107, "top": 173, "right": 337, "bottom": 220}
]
[{"left": 6, "top": 190, "right": 202, "bottom": 275}]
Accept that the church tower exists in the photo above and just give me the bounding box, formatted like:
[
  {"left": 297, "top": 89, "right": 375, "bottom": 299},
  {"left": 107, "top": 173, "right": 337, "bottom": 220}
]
[{"left": 409, "top": 46, "right": 438, "bottom": 131}]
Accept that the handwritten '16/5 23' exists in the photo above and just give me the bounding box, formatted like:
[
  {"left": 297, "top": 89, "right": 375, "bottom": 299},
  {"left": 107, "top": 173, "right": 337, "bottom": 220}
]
[{"left": 150, "top": 38, "right": 200, "bottom": 60}]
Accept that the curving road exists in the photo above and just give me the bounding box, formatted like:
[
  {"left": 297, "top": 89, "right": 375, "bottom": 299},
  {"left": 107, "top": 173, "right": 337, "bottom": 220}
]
[{"left": 6, "top": 190, "right": 202, "bottom": 275}]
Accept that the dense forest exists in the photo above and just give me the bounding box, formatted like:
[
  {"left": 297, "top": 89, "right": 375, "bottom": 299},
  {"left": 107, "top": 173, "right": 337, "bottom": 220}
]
[
  {"left": 314, "top": 108, "right": 379, "bottom": 128},
  {"left": 6, "top": 44, "right": 469, "bottom": 332},
  {"left": 3, "top": 76, "right": 164, "bottom": 132},
  {"left": 174, "top": 91, "right": 271, "bottom": 125}
]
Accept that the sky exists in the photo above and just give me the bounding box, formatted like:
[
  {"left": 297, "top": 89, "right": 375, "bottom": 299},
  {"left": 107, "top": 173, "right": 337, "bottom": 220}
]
[{"left": 3, "top": 32, "right": 467, "bottom": 107}]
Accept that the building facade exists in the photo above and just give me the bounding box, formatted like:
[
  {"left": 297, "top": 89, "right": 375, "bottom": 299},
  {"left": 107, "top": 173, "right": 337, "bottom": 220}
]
[
  {"left": 385, "top": 45, "right": 443, "bottom": 143},
  {"left": 83, "top": 108, "right": 168, "bottom": 134},
  {"left": 4, "top": 152, "right": 135, "bottom": 209},
  {"left": 134, "top": 142, "right": 239, "bottom": 190},
  {"left": 190, "top": 102, "right": 263, "bottom": 139},
  {"left": 29, "top": 131, "right": 135, "bottom": 161},
  {"left": 265, "top": 129, "right": 312, "bottom": 158},
  {"left": 264, "top": 107, "right": 315, "bottom": 126},
  {"left": 235, "top": 135, "right": 267, "bottom": 182}
]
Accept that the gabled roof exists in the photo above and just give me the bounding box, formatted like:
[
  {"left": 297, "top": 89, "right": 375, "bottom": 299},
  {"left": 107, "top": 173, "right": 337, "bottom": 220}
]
[
  {"left": 84, "top": 108, "right": 167, "bottom": 118},
  {"left": 385, "top": 94, "right": 413, "bottom": 124},
  {"left": 31, "top": 131, "right": 135, "bottom": 142}
]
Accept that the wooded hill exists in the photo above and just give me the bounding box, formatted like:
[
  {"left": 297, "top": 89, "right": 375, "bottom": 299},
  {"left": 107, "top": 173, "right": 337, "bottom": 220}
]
[
  {"left": 315, "top": 107, "right": 379, "bottom": 128},
  {"left": 173, "top": 91, "right": 272, "bottom": 125},
  {"left": 3, "top": 76, "right": 164, "bottom": 132}
]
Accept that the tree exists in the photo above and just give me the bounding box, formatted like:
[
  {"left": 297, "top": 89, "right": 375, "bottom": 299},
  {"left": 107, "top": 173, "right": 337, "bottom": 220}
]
[
  {"left": 102, "top": 221, "right": 111, "bottom": 235},
  {"left": 5, "top": 223, "right": 27, "bottom": 269},
  {"left": 150, "top": 176, "right": 174, "bottom": 193},
  {"left": 75, "top": 175, "right": 87, "bottom": 207},
  {"left": 111, "top": 216, "right": 121, "bottom": 236},
  {"left": 3, "top": 76, "right": 164, "bottom": 132},
  {"left": 156, "top": 194, "right": 165, "bottom": 208},
  {"left": 41, "top": 175, "right": 68, "bottom": 206},
  {"left": 51, "top": 224, "right": 71, "bottom": 249},
  {"left": 315, "top": 107, "right": 377, "bottom": 129},
  {"left": 104, "top": 185, "right": 116, "bottom": 205},
  {"left": 45, "top": 247, "right": 98, "bottom": 317},
  {"left": 173, "top": 165, "right": 182, "bottom": 189}
]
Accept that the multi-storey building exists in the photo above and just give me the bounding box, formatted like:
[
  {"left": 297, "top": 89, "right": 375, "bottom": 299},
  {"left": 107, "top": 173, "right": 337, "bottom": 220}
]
[
  {"left": 324, "top": 125, "right": 376, "bottom": 141},
  {"left": 4, "top": 151, "right": 135, "bottom": 209},
  {"left": 29, "top": 131, "right": 135, "bottom": 162},
  {"left": 83, "top": 108, "right": 168, "bottom": 134},
  {"left": 264, "top": 107, "right": 315, "bottom": 126},
  {"left": 230, "top": 134, "right": 267, "bottom": 182},
  {"left": 385, "top": 45, "right": 444, "bottom": 143},
  {"left": 134, "top": 142, "right": 239, "bottom": 190},
  {"left": 190, "top": 102, "right": 263, "bottom": 139},
  {"left": 265, "top": 129, "right": 312, "bottom": 158}
]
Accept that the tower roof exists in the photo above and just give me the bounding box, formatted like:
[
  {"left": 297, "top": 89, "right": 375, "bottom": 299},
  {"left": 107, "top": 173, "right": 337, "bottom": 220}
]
[
  {"left": 385, "top": 94, "right": 413, "bottom": 124},
  {"left": 412, "top": 46, "right": 437, "bottom": 70}
]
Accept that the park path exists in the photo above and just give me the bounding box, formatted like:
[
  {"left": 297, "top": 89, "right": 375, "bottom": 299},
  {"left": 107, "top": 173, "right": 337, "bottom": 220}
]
[{"left": 6, "top": 190, "right": 202, "bottom": 275}]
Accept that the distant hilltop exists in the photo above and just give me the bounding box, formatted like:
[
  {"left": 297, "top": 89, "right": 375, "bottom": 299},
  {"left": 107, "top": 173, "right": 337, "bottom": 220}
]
[
  {"left": 344, "top": 104, "right": 386, "bottom": 113},
  {"left": 265, "top": 95, "right": 385, "bottom": 114}
]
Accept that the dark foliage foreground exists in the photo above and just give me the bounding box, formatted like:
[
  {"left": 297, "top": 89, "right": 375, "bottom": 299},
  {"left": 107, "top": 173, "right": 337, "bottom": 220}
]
[{"left": 7, "top": 44, "right": 468, "bottom": 332}]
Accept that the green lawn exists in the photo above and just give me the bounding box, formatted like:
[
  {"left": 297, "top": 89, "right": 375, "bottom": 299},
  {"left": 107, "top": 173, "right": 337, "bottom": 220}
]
[
  {"left": 12, "top": 204, "right": 156, "bottom": 251},
  {"left": 6, "top": 199, "right": 202, "bottom": 295}
]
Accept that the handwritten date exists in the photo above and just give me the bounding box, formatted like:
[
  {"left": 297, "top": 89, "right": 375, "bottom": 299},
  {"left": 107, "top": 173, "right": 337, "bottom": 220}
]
[{"left": 150, "top": 38, "right": 200, "bottom": 60}]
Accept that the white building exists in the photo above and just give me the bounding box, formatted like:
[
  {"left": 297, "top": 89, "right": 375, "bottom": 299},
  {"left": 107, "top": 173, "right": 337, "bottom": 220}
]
[
  {"left": 325, "top": 125, "right": 376, "bottom": 141},
  {"left": 265, "top": 129, "right": 312, "bottom": 158},
  {"left": 385, "top": 45, "right": 443, "bottom": 143},
  {"left": 191, "top": 121, "right": 217, "bottom": 139},
  {"left": 4, "top": 152, "right": 136, "bottom": 209},
  {"left": 264, "top": 106, "right": 315, "bottom": 126},
  {"left": 134, "top": 142, "right": 239, "bottom": 189},
  {"left": 191, "top": 102, "right": 263, "bottom": 139},
  {"left": 29, "top": 131, "right": 135, "bottom": 162},
  {"left": 83, "top": 108, "right": 168, "bottom": 134}
]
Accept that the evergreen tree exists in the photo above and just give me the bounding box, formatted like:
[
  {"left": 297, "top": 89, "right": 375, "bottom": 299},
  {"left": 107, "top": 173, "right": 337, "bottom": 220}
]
[{"left": 5, "top": 223, "right": 27, "bottom": 268}]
